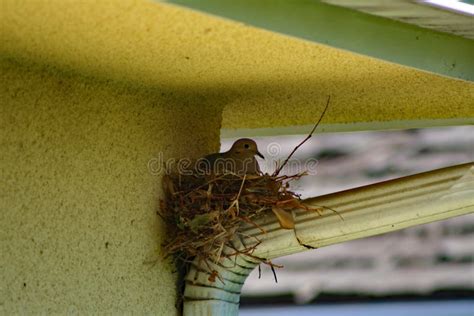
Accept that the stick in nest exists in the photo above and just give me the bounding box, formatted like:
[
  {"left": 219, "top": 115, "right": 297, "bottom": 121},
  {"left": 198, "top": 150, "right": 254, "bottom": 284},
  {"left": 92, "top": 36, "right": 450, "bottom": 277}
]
[
  {"left": 159, "top": 95, "right": 337, "bottom": 284},
  {"left": 160, "top": 172, "right": 305, "bottom": 271},
  {"left": 273, "top": 95, "right": 331, "bottom": 176}
]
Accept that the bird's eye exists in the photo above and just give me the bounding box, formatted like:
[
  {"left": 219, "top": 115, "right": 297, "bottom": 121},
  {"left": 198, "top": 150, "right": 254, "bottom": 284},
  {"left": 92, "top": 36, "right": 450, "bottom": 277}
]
[{"left": 244, "top": 144, "right": 250, "bottom": 149}]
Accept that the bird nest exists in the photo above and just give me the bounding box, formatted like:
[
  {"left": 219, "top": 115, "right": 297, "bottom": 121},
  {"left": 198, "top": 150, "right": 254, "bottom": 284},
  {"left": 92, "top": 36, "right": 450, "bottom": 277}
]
[
  {"left": 159, "top": 96, "right": 332, "bottom": 281},
  {"left": 159, "top": 170, "right": 314, "bottom": 275}
]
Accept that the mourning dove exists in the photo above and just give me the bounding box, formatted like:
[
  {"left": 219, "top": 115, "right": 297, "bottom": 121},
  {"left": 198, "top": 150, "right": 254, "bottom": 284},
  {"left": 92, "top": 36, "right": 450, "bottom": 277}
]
[{"left": 199, "top": 138, "right": 264, "bottom": 176}]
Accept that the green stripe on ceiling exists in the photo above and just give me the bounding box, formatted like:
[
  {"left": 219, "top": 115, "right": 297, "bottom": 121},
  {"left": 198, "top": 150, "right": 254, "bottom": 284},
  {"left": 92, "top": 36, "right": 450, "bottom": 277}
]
[{"left": 165, "top": 0, "right": 474, "bottom": 81}]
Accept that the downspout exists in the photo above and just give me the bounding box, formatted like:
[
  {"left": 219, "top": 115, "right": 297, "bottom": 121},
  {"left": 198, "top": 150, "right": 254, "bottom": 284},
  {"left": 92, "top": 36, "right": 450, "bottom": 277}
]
[{"left": 183, "top": 162, "right": 474, "bottom": 315}]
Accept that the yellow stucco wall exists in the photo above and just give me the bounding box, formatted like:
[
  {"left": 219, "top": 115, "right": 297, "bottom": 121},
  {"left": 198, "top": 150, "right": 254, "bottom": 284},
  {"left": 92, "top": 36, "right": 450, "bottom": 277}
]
[
  {"left": 0, "top": 58, "right": 222, "bottom": 314},
  {"left": 1, "top": 0, "right": 472, "bottom": 135}
]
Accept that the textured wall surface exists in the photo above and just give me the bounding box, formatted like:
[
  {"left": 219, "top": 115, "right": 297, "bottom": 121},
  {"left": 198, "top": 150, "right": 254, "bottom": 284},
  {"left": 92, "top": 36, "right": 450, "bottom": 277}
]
[
  {"left": 1, "top": 0, "right": 472, "bottom": 136},
  {"left": 0, "top": 59, "right": 222, "bottom": 314},
  {"left": 168, "top": 0, "right": 474, "bottom": 81}
]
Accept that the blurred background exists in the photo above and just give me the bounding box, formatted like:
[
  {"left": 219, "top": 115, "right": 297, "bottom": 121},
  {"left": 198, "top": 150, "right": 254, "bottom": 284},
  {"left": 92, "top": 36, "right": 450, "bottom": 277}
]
[{"left": 220, "top": 126, "right": 474, "bottom": 315}]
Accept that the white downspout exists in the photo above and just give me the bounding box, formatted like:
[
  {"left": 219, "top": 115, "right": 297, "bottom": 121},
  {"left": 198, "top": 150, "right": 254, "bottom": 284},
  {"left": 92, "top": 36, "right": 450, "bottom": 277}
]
[{"left": 183, "top": 162, "right": 474, "bottom": 315}]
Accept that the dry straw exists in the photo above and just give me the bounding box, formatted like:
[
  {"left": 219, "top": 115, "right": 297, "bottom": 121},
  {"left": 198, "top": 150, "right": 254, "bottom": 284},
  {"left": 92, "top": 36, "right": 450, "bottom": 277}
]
[{"left": 159, "top": 97, "right": 331, "bottom": 280}]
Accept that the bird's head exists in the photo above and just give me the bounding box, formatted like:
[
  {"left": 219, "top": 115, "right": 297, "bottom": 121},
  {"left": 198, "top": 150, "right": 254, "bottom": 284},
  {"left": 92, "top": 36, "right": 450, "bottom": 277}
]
[{"left": 229, "top": 138, "right": 264, "bottom": 159}]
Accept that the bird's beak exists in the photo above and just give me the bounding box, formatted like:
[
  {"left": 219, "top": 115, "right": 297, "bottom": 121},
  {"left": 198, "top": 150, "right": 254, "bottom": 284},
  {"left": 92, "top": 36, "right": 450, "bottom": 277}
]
[{"left": 257, "top": 151, "right": 265, "bottom": 159}]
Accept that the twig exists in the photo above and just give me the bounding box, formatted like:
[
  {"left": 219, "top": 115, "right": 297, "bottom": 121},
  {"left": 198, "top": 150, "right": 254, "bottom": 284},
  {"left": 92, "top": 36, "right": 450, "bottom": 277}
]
[
  {"left": 273, "top": 95, "right": 331, "bottom": 176},
  {"left": 226, "top": 174, "right": 247, "bottom": 215},
  {"left": 270, "top": 263, "right": 278, "bottom": 283},
  {"left": 182, "top": 173, "right": 241, "bottom": 197}
]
